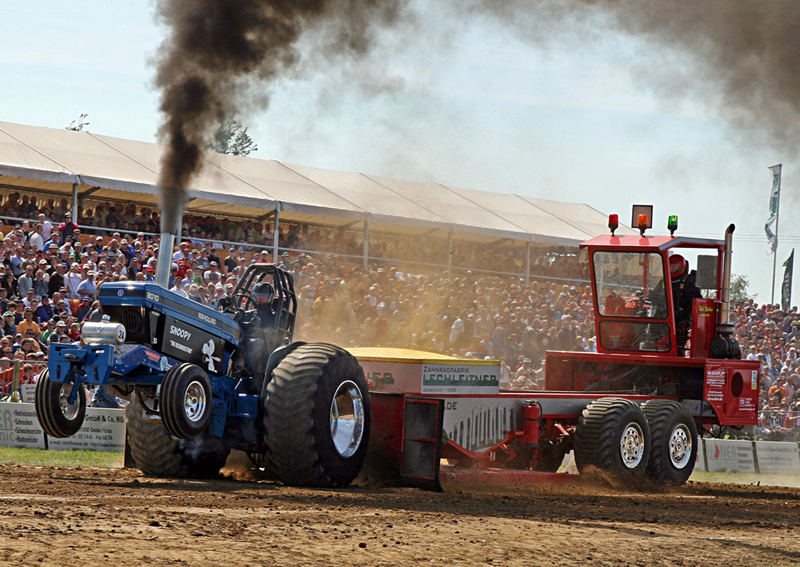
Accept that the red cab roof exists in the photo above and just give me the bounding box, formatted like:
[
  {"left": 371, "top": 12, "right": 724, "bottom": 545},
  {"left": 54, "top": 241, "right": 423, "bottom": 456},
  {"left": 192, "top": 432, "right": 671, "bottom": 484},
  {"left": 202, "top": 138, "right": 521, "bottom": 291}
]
[{"left": 580, "top": 233, "right": 725, "bottom": 252}]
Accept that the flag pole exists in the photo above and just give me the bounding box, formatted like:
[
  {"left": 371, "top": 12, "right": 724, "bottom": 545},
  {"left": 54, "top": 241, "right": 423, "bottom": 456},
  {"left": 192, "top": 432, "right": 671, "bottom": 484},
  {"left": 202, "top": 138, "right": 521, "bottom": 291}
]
[
  {"left": 771, "top": 173, "right": 781, "bottom": 305},
  {"left": 767, "top": 164, "right": 783, "bottom": 305},
  {"left": 772, "top": 245, "right": 778, "bottom": 304}
]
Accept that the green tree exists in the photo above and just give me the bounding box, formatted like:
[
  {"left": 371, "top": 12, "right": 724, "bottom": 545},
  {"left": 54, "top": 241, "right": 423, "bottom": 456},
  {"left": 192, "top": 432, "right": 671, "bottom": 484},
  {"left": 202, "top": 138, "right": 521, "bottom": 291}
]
[
  {"left": 730, "top": 274, "right": 755, "bottom": 305},
  {"left": 66, "top": 113, "right": 90, "bottom": 131},
  {"left": 207, "top": 119, "right": 258, "bottom": 156}
]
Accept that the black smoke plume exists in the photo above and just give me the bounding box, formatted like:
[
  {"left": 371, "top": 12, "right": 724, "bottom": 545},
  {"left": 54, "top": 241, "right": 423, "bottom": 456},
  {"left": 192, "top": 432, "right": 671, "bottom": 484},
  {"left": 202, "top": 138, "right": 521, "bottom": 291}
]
[
  {"left": 602, "top": 1, "right": 800, "bottom": 150},
  {"left": 154, "top": 1, "right": 800, "bottom": 237},
  {"left": 474, "top": 0, "right": 800, "bottom": 151},
  {"left": 153, "top": 0, "right": 408, "bottom": 234}
]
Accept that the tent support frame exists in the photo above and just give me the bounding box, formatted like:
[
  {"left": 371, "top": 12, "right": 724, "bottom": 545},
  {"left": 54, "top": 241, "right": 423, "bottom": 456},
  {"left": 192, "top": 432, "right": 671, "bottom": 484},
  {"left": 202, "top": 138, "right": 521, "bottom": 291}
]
[
  {"left": 447, "top": 230, "right": 453, "bottom": 279},
  {"left": 363, "top": 215, "right": 369, "bottom": 269},
  {"left": 272, "top": 204, "right": 281, "bottom": 263}
]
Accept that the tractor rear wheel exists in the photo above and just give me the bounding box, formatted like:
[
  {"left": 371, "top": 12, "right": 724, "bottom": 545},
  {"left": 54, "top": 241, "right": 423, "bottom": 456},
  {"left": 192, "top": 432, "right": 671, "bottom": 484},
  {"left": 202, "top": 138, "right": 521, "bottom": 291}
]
[
  {"left": 159, "top": 363, "right": 213, "bottom": 440},
  {"left": 574, "top": 397, "right": 650, "bottom": 476},
  {"left": 126, "top": 392, "right": 229, "bottom": 478},
  {"left": 264, "top": 343, "right": 370, "bottom": 487},
  {"left": 35, "top": 368, "right": 86, "bottom": 438},
  {"left": 641, "top": 400, "right": 697, "bottom": 484}
]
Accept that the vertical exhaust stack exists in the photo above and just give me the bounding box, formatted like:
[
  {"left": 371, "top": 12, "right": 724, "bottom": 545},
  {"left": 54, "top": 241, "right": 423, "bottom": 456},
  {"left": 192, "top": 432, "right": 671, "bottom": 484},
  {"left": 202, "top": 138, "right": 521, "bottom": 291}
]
[
  {"left": 710, "top": 223, "right": 740, "bottom": 359},
  {"left": 155, "top": 231, "right": 177, "bottom": 289},
  {"left": 719, "top": 223, "right": 735, "bottom": 327}
]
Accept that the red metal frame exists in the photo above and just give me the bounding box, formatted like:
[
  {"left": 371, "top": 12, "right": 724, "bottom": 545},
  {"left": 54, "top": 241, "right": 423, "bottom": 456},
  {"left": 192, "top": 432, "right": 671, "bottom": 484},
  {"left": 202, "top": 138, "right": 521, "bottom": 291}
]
[{"left": 364, "top": 227, "right": 759, "bottom": 489}]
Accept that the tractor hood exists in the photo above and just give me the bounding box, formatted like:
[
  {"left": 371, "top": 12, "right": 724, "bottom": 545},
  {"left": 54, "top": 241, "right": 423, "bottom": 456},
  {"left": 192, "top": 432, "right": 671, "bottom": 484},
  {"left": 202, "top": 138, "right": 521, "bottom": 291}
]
[{"left": 99, "top": 281, "right": 242, "bottom": 347}]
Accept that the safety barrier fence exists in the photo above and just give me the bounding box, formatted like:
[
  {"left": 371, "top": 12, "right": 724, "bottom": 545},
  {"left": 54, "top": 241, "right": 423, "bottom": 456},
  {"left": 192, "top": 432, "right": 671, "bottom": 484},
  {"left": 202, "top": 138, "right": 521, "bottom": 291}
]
[
  {"left": 695, "top": 437, "right": 800, "bottom": 474},
  {"left": 758, "top": 409, "right": 800, "bottom": 442},
  {"left": 0, "top": 358, "right": 45, "bottom": 401},
  {"left": 0, "top": 358, "right": 124, "bottom": 452}
]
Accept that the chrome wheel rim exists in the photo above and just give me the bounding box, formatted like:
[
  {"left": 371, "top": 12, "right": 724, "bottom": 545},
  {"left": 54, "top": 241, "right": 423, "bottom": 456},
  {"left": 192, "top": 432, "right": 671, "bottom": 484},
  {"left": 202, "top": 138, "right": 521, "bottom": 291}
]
[
  {"left": 669, "top": 424, "right": 692, "bottom": 469},
  {"left": 184, "top": 380, "right": 207, "bottom": 423},
  {"left": 619, "top": 422, "right": 645, "bottom": 469},
  {"left": 330, "top": 380, "right": 365, "bottom": 458},
  {"left": 59, "top": 384, "right": 81, "bottom": 420}
]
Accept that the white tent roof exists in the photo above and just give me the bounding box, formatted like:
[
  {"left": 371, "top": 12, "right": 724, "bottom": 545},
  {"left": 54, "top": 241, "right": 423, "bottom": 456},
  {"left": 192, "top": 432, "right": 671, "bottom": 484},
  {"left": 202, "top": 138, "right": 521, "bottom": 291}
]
[{"left": 0, "top": 120, "right": 635, "bottom": 244}]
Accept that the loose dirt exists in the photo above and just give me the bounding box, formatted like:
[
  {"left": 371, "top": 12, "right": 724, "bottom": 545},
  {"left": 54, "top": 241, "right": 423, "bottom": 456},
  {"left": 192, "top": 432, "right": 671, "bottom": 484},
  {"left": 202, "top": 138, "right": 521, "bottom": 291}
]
[{"left": 0, "top": 461, "right": 797, "bottom": 567}]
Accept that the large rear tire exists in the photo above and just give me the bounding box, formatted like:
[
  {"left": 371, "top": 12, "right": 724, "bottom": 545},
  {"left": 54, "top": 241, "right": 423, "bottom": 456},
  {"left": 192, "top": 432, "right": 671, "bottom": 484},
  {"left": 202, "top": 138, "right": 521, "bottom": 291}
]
[
  {"left": 574, "top": 397, "right": 650, "bottom": 477},
  {"left": 265, "top": 343, "right": 370, "bottom": 487},
  {"left": 126, "top": 392, "right": 229, "bottom": 478},
  {"left": 35, "top": 368, "right": 86, "bottom": 438},
  {"left": 159, "top": 363, "right": 213, "bottom": 440},
  {"left": 641, "top": 399, "right": 697, "bottom": 485}
]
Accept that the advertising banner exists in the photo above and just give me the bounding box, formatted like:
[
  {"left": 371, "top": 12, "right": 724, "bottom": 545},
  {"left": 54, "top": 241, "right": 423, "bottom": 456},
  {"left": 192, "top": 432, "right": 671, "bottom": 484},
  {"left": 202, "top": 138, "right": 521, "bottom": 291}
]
[
  {"left": 754, "top": 441, "right": 800, "bottom": 474},
  {"left": 20, "top": 383, "right": 36, "bottom": 403},
  {"left": 0, "top": 402, "right": 46, "bottom": 449},
  {"left": 704, "top": 438, "right": 755, "bottom": 473},
  {"left": 360, "top": 360, "right": 425, "bottom": 394},
  {"left": 421, "top": 363, "right": 499, "bottom": 395},
  {"left": 46, "top": 406, "right": 126, "bottom": 452}
]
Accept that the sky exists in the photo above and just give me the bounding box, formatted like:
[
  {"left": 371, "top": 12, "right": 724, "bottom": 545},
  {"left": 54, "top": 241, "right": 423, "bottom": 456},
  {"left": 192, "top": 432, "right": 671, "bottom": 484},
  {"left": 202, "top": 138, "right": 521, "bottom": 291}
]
[{"left": 0, "top": 1, "right": 795, "bottom": 302}]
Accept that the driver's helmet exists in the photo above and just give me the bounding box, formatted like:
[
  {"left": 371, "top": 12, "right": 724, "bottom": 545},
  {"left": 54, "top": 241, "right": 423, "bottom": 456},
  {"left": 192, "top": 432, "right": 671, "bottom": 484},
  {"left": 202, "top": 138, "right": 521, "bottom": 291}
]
[
  {"left": 252, "top": 281, "right": 276, "bottom": 307},
  {"left": 669, "top": 254, "right": 688, "bottom": 278}
]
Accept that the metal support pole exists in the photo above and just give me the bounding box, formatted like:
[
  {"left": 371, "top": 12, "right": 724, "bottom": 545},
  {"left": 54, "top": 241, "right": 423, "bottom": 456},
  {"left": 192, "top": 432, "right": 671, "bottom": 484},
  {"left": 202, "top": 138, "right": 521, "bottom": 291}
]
[
  {"left": 272, "top": 204, "right": 281, "bottom": 264},
  {"left": 362, "top": 214, "right": 369, "bottom": 269},
  {"left": 447, "top": 231, "right": 453, "bottom": 279},
  {"left": 525, "top": 241, "right": 531, "bottom": 282},
  {"left": 71, "top": 182, "right": 79, "bottom": 220},
  {"left": 771, "top": 250, "right": 778, "bottom": 305},
  {"left": 10, "top": 359, "right": 20, "bottom": 403}
]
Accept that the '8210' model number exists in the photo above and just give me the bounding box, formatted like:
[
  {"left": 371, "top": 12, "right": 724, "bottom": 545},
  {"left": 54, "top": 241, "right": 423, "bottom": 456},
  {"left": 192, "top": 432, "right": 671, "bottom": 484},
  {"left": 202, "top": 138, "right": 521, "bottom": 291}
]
[{"left": 146, "top": 291, "right": 160, "bottom": 302}]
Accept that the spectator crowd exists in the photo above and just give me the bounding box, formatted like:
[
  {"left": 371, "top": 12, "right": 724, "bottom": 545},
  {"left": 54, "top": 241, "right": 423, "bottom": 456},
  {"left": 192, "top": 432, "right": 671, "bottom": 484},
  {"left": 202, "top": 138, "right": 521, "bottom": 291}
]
[
  {"left": 0, "top": 190, "right": 795, "bottom": 439},
  {"left": 0, "top": 191, "right": 581, "bottom": 276}
]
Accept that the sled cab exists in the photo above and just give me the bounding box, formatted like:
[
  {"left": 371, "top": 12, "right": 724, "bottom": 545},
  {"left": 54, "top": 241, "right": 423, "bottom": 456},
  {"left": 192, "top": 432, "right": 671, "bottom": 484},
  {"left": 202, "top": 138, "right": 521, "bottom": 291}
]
[{"left": 583, "top": 233, "right": 727, "bottom": 359}]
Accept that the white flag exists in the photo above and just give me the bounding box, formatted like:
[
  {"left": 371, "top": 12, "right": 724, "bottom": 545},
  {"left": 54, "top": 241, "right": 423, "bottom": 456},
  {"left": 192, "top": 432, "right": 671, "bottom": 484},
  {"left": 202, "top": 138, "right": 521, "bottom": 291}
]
[{"left": 765, "top": 164, "right": 782, "bottom": 253}]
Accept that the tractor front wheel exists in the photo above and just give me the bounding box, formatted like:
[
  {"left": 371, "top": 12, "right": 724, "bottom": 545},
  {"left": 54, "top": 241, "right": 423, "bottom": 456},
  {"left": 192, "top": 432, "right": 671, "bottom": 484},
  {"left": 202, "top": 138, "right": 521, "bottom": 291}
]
[
  {"left": 641, "top": 400, "right": 697, "bottom": 485},
  {"left": 34, "top": 368, "right": 86, "bottom": 438},
  {"left": 264, "top": 343, "right": 370, "bottom": 487},
  {"left": 574, "top": 397, "right": 651, "bottom": 477},
  {"left": 159, "top": 363, "right": 212, "bottom": 440}
]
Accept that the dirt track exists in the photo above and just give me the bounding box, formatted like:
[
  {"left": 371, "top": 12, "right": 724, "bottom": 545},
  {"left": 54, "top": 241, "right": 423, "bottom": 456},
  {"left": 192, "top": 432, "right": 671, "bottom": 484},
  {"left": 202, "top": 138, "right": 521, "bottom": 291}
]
[{"left": 0, "top": 462, "right": 798, "bottom": 567}]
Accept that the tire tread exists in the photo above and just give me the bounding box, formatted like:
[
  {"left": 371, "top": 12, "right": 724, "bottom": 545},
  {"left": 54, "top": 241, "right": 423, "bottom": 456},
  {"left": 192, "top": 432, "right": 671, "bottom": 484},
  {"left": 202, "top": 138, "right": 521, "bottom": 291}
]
[{"left": 264, "top": 343, "right": 368, "bottom": 487}]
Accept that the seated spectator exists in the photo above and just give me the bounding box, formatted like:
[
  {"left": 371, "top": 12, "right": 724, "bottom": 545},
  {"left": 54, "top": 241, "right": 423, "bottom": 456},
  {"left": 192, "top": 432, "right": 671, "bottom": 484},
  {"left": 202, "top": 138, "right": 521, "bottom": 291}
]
[
  {"left": 16, "top": 307, "right": 41, "bottom": 338},
  {"left": 0, "top": 312, "right": 15, "bottom": 337}
]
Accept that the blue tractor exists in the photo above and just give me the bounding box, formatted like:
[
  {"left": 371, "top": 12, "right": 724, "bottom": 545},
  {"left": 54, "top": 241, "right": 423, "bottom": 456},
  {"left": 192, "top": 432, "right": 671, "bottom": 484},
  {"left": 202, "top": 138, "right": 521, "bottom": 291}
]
[{"left": 34, "top": 263, "right": 371, "bottom": 487}]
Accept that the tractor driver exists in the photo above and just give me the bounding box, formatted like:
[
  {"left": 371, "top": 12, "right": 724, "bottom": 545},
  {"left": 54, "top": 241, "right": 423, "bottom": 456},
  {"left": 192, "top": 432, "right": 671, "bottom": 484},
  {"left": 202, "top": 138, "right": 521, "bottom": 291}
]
[
  {"left": 251, "top": 281, "right": 278, "bottom": 324},
  {"left": 668, "top": 254, "right": 702, "bottom": 355}
]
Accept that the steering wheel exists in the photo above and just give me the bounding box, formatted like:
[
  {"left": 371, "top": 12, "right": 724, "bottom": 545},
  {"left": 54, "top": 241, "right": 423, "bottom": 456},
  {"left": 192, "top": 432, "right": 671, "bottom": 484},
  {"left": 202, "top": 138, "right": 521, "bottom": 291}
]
[
  {"left": 227, "top": 293, "right": 256, "bottom": 311},
  {"left": 227, "top": 293, "right": 258, "bottom": 324}
]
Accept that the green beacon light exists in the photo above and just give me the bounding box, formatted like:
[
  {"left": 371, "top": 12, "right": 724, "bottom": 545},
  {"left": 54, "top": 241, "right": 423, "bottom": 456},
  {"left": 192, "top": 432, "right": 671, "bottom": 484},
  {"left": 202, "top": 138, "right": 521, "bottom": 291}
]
[{"left": 667, "top": 215, "right": 678, "bottom": 236}]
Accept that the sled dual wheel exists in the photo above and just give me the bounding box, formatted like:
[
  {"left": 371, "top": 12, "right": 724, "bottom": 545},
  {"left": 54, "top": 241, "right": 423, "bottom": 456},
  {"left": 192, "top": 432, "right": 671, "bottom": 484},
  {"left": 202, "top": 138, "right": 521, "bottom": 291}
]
[
  {"left": 34, "top": 368, "right": 86, "bottom": 438},
  {"left": 575, "top": 397, "right": 651, "bottom": 476},
  {"left": 126, "top": 392, "right": 229, "bottom": 478},
  {"left": 160, "top": 363, "right": 212, "bottom": 440},
  {"left": 641, "top": 400, "right": 697, "bottom": 485},
  {"left": 265, "top": 343, "right": 370, "bottom": 487}
]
